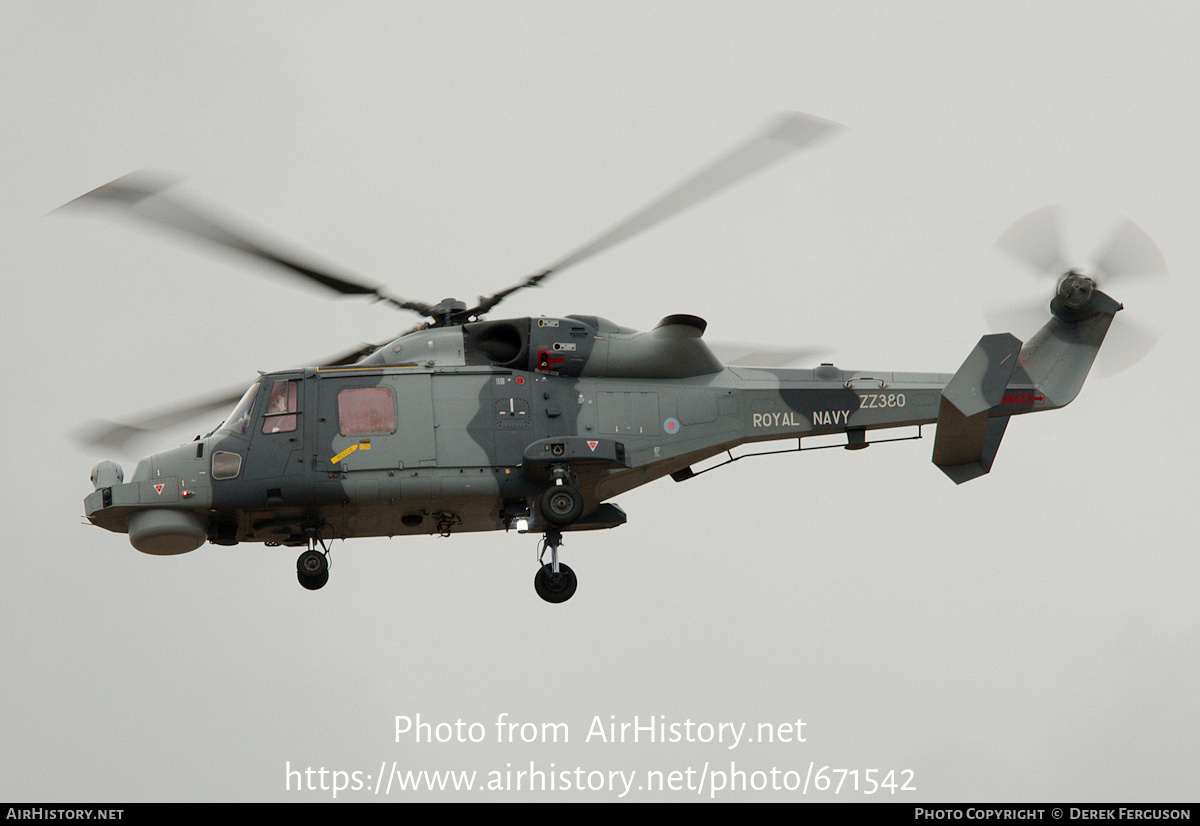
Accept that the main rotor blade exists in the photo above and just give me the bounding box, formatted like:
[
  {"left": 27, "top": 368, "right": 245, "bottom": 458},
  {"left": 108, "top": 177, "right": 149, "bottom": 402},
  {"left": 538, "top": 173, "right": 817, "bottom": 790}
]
[
  {"left": 709, "top": 342, "right": 832, "bottom": 368},
  {"left": 75, "top": 342, "right": 385, "bottom": 454},
  {"left": 317, "top": 341, "right": 389, "bottom": 366},
  {"left": 73, "top": 386, "right": 249, "bottom": 454},
  {"left": 58, "top": 171, "right": 435, "bottom": 316},
  {"left": 470, "top": 113, "right": 842, "bottom": 316}
]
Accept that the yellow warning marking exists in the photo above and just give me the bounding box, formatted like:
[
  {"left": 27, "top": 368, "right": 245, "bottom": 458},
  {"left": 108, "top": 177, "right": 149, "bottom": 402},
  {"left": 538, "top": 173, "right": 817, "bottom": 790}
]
[
  {"left": 331, "top": 445, "right": 359, "bottom": 464},
  {"left": 331, "top": 440, "right": 373, "bottom": 464}
]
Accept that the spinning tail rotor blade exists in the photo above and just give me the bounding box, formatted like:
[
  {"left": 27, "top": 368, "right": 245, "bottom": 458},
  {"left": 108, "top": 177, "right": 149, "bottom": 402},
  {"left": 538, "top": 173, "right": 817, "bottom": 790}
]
[
  {"left": 982, "top": 295, "right": 1049, "bottom": 338},
  {"left": 983, "top": 292, "right": 1159, "bottom": 377},
  {"left": 470, "top": 113, "right": 843, "bottom": 317},
  {"left": 57, "top": 171, "right": 434, "bottom": 316},
  {"left": 994, "top": 205, "right": 1068, "bottom": 278},
  {"left": 1091, "top": 217, "right": 1168, "bottom": 285},
  {"left": 1095, "top": 316, "right": 1162, "bottom": 377},
  {"left": 987, "top": 207, "right": 1167, "bottom": 375}
]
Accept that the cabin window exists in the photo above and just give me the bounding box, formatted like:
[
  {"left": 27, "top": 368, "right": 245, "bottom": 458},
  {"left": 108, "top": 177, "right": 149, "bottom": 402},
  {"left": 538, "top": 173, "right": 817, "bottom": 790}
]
[
  {"left": 338, "top": 386, "right": 396, "bottom": 435},
  {"left": 261, "top": 379, "right": 300, "bottom": 434}
]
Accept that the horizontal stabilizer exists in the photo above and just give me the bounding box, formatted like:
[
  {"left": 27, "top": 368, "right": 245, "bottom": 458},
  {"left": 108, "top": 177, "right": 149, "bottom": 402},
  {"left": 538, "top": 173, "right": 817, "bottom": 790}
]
[{"left": 933, "top": 333, "right": 1021, "bottom": 483}]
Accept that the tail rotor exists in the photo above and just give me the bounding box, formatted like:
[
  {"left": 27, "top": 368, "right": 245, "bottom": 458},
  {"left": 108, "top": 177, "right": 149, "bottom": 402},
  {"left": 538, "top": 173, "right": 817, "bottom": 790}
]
[{"left": 986, "top": 206, "right": 1167, "bottom": 375}]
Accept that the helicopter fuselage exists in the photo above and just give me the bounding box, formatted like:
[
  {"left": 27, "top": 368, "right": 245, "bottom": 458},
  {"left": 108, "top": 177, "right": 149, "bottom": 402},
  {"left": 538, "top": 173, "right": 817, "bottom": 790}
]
[
  {"left": 68, "top": 114, "right": 1146, "bottom": 600},
  {"left": 84, "top": 301, "right": 1114, "bottom": 556}
]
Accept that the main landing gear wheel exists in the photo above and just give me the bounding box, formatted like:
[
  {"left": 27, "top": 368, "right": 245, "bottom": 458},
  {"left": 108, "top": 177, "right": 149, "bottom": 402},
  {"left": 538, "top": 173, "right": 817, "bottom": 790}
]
[
  {"left": 297, "top": 548, "right": 329, "bottom": 591},
  {"left": 535, "top": 527, "right": 577, "bottom": 603},
  {"left": 534, "top": 562, "right": 577, "bottom": 604},
  {"left": 539, "top": 484, "right": 583, "bottom": 527}
]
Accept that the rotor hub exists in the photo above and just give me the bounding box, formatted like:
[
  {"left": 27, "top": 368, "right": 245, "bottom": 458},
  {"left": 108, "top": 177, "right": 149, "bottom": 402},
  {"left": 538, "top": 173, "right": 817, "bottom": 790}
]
[
  {"left": 1056, "top": 270, "right": 1096, "bottom": 310},
  {"left": 429, "top": 297, "right": 467, "bottom": 315}
]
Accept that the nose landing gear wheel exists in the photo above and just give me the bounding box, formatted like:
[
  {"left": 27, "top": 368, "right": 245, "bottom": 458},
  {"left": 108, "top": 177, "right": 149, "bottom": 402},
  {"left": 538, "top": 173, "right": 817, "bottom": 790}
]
[
  {"left": 534, "top": 562, "right": 577, "bottom": 603},
  {"left": 540, "top": 484, "right": 583, "bottom": 527}
]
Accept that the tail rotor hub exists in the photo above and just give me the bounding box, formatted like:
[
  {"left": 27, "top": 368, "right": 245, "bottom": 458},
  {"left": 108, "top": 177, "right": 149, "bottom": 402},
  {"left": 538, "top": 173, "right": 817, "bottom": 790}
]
[{"left": 1056, "top": 270, "right": 1096, "bottom": 310}]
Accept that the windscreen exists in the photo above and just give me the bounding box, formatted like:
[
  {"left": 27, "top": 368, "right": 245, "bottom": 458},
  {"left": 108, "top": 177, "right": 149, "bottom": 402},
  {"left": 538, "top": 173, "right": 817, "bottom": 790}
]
[{"left": 218, "top": 382, "right": 260, "bottom": 435}]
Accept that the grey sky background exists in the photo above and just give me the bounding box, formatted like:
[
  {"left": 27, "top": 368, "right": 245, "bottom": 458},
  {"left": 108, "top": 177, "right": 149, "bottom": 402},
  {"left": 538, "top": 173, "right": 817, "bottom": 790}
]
[{"left": 3, "top": 1, "right": 1197, "bottom": 802}]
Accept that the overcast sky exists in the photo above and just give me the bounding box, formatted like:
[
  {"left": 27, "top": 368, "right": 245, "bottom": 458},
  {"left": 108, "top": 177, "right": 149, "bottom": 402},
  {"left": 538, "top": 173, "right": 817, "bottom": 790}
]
[{"left": 3, "top": 1, "right": 1197, "bottom": 802}]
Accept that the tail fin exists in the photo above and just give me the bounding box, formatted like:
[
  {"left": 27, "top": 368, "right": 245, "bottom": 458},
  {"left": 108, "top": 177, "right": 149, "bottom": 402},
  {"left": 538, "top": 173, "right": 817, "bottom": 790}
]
[
  {"left": 1011, "top": 291, "right": 1120, "bottom": 410},
  {"left": 932, "top": 290, "right": 1119, "bottom": 483},
  {"left": 932, "top": 333, "right": 1021, "bottom": 484}
]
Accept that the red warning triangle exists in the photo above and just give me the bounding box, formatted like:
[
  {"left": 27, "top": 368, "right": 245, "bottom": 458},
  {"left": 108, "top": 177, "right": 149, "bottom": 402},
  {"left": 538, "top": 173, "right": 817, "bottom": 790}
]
[{"left": 587, "top": 441, "right": 599, "bottom": 451}]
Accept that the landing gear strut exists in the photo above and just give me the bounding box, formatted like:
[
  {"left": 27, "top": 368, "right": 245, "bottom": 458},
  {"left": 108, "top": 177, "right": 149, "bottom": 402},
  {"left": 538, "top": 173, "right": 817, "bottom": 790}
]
[
  {"left": 297, "top": 531, "right": 330, "bottom": 590},
  {"left": 534, "top": 528, "right": 577, "bottom": 603}
]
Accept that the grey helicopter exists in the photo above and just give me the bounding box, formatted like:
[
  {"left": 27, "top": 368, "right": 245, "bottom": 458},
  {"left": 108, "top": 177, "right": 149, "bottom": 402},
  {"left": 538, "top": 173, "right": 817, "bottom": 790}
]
[{"left": 71, "top": 114, "right": 1166, "bottom": 602}]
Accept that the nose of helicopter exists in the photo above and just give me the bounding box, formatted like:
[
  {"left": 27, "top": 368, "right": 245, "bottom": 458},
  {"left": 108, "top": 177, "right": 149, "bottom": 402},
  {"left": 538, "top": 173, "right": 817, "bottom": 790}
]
[{"left": 85, "top": 444, "right": 213, "bottom": 554}]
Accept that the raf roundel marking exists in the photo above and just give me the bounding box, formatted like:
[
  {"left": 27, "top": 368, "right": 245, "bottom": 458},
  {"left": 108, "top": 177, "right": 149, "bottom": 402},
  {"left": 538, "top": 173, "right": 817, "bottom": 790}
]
[{"left": 663, "top": 417, "right": 681, "bottom": 435}]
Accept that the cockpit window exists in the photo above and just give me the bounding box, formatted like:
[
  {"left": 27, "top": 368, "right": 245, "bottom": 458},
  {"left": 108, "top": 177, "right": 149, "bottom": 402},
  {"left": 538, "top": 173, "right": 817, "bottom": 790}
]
[
  {"left": 219, "top": 382, "right": 260, "bottom": 436},
  {"left": 262, "top": 379, "right": 300, "bottom": 434}
]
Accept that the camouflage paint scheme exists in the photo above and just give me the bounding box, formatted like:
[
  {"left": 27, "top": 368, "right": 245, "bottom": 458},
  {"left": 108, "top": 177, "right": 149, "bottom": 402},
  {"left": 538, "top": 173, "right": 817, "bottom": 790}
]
[{"left": 84, "top": 290, "right": 1118, "bottom": 553}]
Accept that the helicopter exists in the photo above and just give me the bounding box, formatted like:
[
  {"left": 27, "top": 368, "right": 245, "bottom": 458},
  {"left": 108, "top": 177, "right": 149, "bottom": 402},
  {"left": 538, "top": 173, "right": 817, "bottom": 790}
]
[{"left": 72, "top": 113, "right": 1166, "bottom": 602}]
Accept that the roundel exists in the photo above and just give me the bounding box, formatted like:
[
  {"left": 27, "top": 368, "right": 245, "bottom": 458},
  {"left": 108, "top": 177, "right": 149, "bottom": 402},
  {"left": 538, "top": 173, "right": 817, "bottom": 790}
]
[{"left": 663, "top": 417, "right": 681, "bottom": 435}]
